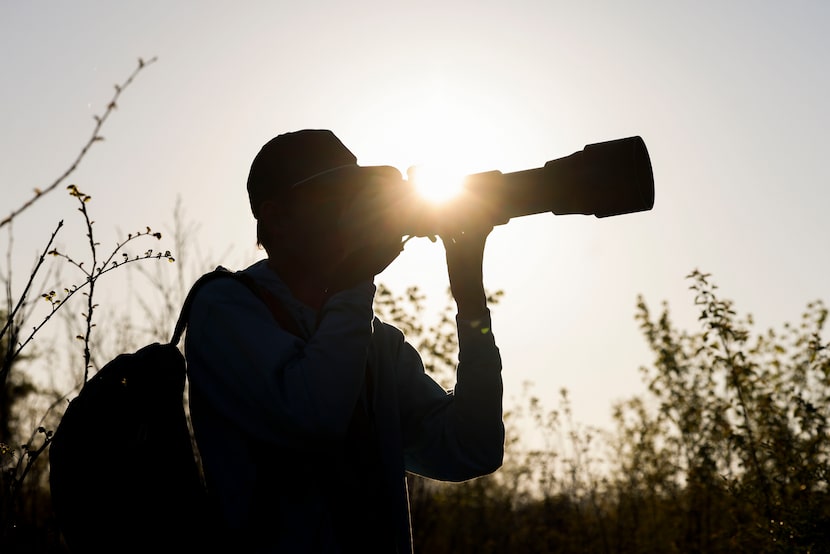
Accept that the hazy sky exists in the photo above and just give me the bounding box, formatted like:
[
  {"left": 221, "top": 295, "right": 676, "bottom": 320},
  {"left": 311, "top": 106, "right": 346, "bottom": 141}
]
[{"left": 3, "top": 1, "right": 829, "bottom": 432}]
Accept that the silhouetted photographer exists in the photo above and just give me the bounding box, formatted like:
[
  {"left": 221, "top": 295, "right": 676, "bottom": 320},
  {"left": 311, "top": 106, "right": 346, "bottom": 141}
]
[{"left": 184, "top": 129, "right": 504, "bottom": 553}]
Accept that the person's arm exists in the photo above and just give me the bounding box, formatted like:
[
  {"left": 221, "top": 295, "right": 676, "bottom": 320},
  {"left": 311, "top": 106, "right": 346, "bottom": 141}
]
[
  {"left": 398, "top": 200, "right": 505, "bottom": 480},
  {"left": 392, "top": 313, "right": 504, "bottom": 482},
  {"left": 443, "top": 228, "right": 488, "bottom": 318},
  {"left": 185, "top": 278, "right": 376, "bottom": 450}
]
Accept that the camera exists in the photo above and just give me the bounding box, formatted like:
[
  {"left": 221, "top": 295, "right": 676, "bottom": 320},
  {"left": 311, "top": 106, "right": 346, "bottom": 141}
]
[{"left": 397, "top": 136, "right": 654, "bottom": 237}]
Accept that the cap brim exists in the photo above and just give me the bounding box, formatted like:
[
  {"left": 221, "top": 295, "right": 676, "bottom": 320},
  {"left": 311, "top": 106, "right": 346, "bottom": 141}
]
[{"left": 293, "top": 164, "right": 401, "bottom": 188}]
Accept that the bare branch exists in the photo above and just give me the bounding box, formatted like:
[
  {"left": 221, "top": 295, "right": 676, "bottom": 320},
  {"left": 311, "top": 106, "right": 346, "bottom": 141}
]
[
  {"left": 0, "top": 56, "right": 158, "bottom": 230},
  {"left": 0, "top": 221, "right": 64, "bottom": 348}
]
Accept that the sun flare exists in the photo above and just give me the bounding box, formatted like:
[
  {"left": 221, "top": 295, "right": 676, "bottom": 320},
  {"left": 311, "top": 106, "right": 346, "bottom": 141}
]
[{"left": 406, "top": 164, "right": 466, "bottom": 204}]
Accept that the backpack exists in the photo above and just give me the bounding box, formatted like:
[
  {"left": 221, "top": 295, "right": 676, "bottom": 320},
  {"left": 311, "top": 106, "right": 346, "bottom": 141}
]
[{"left": 48, "top": 268, "right": 293, "bottom": 553}]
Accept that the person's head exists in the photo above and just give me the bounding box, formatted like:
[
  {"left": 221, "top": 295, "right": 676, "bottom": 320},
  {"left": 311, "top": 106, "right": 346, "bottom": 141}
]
[{"left": 246, "top": 130, "right": 403, "bottom": 266}]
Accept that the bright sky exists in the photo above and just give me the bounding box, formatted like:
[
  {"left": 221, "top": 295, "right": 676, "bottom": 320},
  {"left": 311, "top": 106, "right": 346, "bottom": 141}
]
[{"left": 3, "top": 1, "right": 829, "bottom": 432}]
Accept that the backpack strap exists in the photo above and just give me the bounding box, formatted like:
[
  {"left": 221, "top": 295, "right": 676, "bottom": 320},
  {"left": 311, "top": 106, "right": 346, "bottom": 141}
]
[
  {"left": 231, "top": 272, "right": 305, "bottom": 338},
  {"left": 170, "top": 268, "right": 303, "bottom": 345}
]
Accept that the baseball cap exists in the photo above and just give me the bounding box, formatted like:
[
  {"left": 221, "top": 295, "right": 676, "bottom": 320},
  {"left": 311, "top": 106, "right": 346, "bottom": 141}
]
[{"left": 246, "top": 129, "right": 400, "bottom": 218}]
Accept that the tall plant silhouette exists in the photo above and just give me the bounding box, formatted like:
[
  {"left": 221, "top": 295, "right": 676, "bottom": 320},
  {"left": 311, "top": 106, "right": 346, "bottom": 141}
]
[
  {"left": 606, "top": 269, "right": 830, "bottom": 552},
  {"left": 0, "top": 58, "right": 176, "bottom": 550}
]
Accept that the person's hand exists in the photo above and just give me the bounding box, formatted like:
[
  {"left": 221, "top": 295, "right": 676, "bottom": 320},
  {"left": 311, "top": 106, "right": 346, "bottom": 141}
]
[
  {"left": 323, "top": 179, "right": 407, "bottom": 293},
  {"left": 436, "top": 193, "right": 495, "bottom": 319},
  {"left": 323, "top": 234, "right": 404, "bottom": 294}
]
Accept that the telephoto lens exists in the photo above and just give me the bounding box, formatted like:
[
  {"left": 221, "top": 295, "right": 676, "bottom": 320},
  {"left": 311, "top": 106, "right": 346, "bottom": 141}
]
[{"left": 399, "top": 136, "right": 654, "bottom": 238}]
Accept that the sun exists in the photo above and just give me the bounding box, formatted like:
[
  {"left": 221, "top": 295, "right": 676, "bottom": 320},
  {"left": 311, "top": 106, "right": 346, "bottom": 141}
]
[{"left": 406, "top": 164, "right": 466, "bottom": 204}]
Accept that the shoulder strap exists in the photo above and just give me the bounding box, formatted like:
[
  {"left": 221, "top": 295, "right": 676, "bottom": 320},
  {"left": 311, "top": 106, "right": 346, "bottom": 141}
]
[
  {"left": 170, "top": 268, "right": 303, "bottom": 345},
  {"left": 232, "top": 272, "right": 305, "bottom": 338}
]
